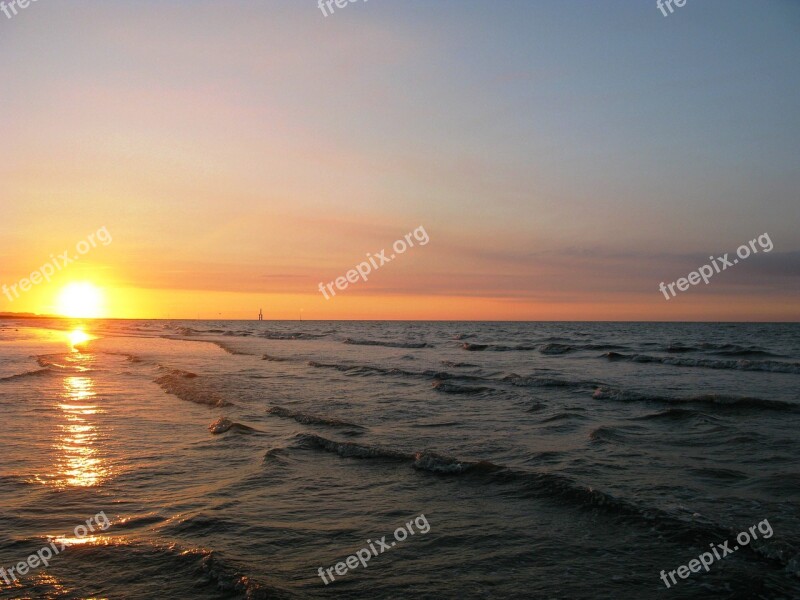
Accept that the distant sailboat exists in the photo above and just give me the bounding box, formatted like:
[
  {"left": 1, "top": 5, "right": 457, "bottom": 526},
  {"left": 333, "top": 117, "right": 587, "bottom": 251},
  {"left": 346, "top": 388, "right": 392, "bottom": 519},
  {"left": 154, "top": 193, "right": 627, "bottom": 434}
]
[{"left": 258, "top": 308, "right": 263, "bottom": 321}]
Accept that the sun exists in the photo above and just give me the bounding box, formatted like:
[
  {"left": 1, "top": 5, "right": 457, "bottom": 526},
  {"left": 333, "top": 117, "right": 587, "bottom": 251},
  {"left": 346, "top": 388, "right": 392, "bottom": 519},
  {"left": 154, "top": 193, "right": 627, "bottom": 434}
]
[{"left": 56, "top": 283, "right": 105, "bottom": 318}]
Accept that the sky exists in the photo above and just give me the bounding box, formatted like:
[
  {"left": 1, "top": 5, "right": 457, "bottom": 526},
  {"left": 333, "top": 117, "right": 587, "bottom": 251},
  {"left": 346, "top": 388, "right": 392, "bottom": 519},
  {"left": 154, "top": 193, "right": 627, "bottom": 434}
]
[{"left": 1, "top": 0, "right": 798, "bottom": 320}]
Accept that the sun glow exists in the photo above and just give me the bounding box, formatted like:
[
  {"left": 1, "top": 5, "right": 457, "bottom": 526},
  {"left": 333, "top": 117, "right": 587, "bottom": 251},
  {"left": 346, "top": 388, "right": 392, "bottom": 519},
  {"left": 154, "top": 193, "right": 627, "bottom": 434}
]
[
  {"left": 56, "top": 283, "right": 105, "bottom": 318},
  {"left": 68, "top": 329, "right": 92, "bottom": 348}
]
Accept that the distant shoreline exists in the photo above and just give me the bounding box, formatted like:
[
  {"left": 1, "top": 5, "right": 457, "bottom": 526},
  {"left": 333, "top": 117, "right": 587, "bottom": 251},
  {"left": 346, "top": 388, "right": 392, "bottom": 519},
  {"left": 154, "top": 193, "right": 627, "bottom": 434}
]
[{"left": 0, "top": 314, "right": 797, "bottom": 324}]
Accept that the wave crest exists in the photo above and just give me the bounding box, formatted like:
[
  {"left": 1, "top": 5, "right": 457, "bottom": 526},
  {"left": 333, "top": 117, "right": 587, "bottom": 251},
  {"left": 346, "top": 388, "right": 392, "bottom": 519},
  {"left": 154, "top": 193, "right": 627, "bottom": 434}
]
[
  {"left": 267, "top": 406, "right": 365, "bottom": 431},
  {"left": 603, "top": 352, "right": 800, "bottom": 374},
  {"left": 344, "top": 337, "right": 431, "bottom": 349},
  {"left": 592, "top": 386, "right": 795, "bottom": 410},
  {"left": 155, "top": 369, "right": 231, "bottom": 408}
]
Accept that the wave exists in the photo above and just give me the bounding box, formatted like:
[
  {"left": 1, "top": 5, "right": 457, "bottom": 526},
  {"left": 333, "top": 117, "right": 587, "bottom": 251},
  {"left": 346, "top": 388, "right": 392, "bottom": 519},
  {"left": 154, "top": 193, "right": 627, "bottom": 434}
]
[
  {"left": 308, "top": 360, "right": 416, "bottom": 378},
  {"left": 260, "top": 331, "right": 325, "bottom": 340},
  {"left": 307, "top": 360, "right": 486, "bottom": 383},
  {"left": 461, "top": 342, "right": 538, "bottom": 352},
  {"left": 630, "top": 407, "right": 716, "bottom": 422},
  {"left": 267, "top": 406, "right": 365, "bottom": 431},
  {"left": 432, "top": 381, "right": 493, "bottom": 394},
  {"left": 461, "top": 343, "right": 488, "bottom": 351},
  {"left": 686, "top": 466, "right": 749, "bottom": 482},
  {"left": 155, "top": 369, "right": 231, "bottom": 408},
  {"left": 441, "top": 360, "right": 479, "bottom": 368},
  {"left": 262, "top": 354, "right": 293, "bottom": 362},
  {"left": 603, "top": 352, "right": 800, "bottom": 374},
  {"left": 665, "top": 344, "right": 694, "bottom": 353},
  {"left": 290, "top": 434, "right": 779, "bottom": 554},
  {"left": 539, "top": 343, "right": 574, "bottom": 355},
  {"left": 106, "top": 351, "right": 145, "bottom": 363},
  {"left": 207, "top": 341, "right": 254, "bottom": 356},
  {"left": 0, "top": 473, "right": 37, "bottom": 487},
  {"left": 263, "top": 447, "right": 288, "bottom": 463},
  {"left": 36, "top": 355, "right": 74, "bottom": 370},
  {"left": 307, "top": 359, "right": 594, "bottom": 394},
  {"left": 714, "top": 349, "right": 781, "bottom": 358},
  {"left": 343, "top": 337, "right": 431, "bottom": 349},
  {"left": 0, "top": 367, "right": 52, "bottom": 382},
  {"left": 581, "top": 343, "right": 628, "bottom": 351},
  {"left": 666, "top": 342, "right": 780, "bottom": 357},
  {"left": 592, "top": 386, "right": 795, "bottom": 410},
  {"left": 412, "top": 451, "right": 502, "bottom": 474},
  {"left": 197, "top": 549, "right": 284, "bottom": 599},
  {"left": 539, "top": 411, "right": 587, "bottom": 424},
  {"left": 462, "top": 341, "right": 620, "bottom": 354},
  {"left": 112, "top": 512, "right": 166, "bottom": 530},
  {"left": 296, "top": 433, "right": 410, "bottom": 460},
  {"left": 10, "top": 536, "right": 282, "bottom": 599},
  {"left": 295, "top": 433, "right": 500, "bottom": 474},
  {"left": 588, "top": 426, "right": 629, "bottom": 444},
  {"left": 208, "top": 417, "right": 259, "bottom": 435},
  {"left": 503, "top": 373, "right": 597, "bottom": 389}
]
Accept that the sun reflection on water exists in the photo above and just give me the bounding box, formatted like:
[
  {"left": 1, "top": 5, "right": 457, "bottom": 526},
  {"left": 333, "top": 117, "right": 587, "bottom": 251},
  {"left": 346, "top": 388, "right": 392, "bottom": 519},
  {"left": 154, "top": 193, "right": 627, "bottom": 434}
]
[
  {"left": 51, "top": 534, "right": 106, "bottom": 547},
  {"left": 53, "top": 374, "right": 110, "bottom": 488},
  {"left": 67, "top": 328, "right": 92, "bottom": 351}
]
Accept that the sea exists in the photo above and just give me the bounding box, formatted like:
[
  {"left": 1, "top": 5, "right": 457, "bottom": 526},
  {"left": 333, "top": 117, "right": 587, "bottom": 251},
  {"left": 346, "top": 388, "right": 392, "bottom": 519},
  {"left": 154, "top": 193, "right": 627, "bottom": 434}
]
[{"left": 0, "top": 319, "right": 798, "bottom": 599}]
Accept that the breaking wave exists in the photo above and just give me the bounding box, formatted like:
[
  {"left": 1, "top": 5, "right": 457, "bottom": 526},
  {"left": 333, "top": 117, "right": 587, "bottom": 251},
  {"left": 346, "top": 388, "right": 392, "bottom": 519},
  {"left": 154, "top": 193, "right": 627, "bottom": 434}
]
[
  {"left": 307, "top": 360, "right": 486, "bottom": 383},
  {"left": 296, "top": 433, "right": 409, "bottom": 460},
  {"left": 343, "top": 337, "right": 431, "bottom": 348},
  {"left": 0, "top": 367, "right": 52, "bottom": 382},
  {"left": 266, "top": 406, "right": 365, "bottom": 431},
  {"left": 208, "top": 417, "right": 259, "bottom": 435},
  {"left": 290, "top": 434, "right": 787, "bottom": 556},
  {"left": 260, "top": 331, "right": 325, "bottom": 340},
  {"left": 602, "top": 352, "right": 800, "bottom": 374},
  {"left": 592, "top": 387, "right": 795, "bottom": 410},
  {"left": 155, "top": 369, "right": 231, "bottom": 408},
  {"left": 262, "top": 354, "right": 293, "bottom": 362},
  {"left": 294, "top": 433, "right": 500, "bottom": 474}
]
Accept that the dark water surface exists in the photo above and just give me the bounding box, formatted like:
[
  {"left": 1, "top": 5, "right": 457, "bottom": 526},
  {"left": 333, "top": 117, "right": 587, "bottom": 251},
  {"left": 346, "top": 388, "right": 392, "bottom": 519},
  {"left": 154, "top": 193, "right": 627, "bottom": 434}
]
[{"left": 1, "top": 320, "right": 798, "bottom": 599}]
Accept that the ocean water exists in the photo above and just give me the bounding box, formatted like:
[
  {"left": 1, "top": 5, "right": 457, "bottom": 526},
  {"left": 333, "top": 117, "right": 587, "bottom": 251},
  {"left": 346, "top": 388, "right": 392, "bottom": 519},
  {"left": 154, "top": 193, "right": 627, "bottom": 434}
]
[{"left": 0, "top": 319, "right": 798, "bottom": 599}]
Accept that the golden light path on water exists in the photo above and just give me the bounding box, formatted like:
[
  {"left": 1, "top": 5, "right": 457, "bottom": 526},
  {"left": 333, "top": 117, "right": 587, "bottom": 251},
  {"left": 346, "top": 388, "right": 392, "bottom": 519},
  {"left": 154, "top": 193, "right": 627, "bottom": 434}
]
[{"left": 51, "top": 328, "right": 110, "bottom": 489}]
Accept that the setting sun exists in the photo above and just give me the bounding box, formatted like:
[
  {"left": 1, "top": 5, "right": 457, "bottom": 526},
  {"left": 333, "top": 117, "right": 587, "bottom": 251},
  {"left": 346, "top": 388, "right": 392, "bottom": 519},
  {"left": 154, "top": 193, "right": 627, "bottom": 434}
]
[{"left": 57, "top": 283, "right": 105, "bottom": 318}]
